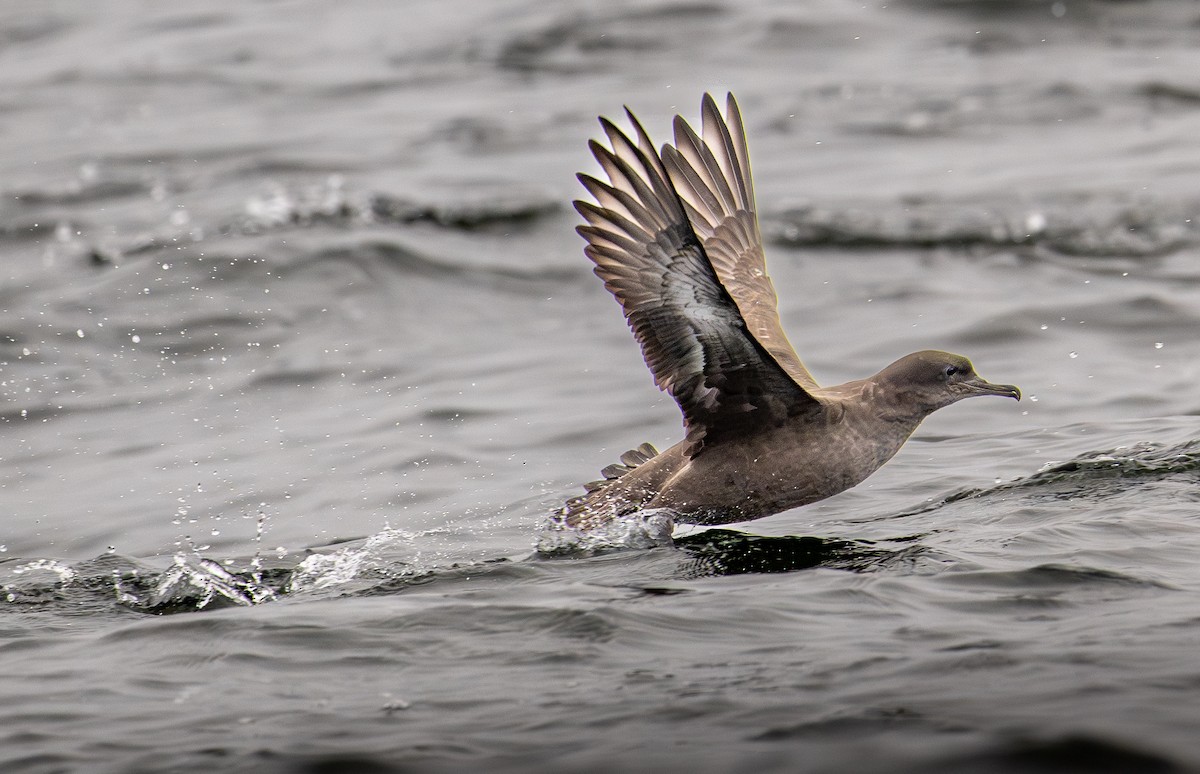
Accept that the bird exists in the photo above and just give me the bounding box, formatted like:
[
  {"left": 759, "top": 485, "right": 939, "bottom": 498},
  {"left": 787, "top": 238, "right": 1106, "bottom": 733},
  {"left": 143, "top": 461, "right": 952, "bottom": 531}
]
[{"left": 564, "top": 93, "right": 1020, "bottom": 531}]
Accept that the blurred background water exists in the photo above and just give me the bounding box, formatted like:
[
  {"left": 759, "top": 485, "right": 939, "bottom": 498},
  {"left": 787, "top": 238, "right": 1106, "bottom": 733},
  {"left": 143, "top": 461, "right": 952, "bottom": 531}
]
[{"left": 4, "top": 1, "right": 1200, "bottom": 772}]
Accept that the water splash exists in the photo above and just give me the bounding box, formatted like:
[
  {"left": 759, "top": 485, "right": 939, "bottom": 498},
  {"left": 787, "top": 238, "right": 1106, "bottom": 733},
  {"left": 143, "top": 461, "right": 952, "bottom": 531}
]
[
  {"left": 118, "top": 554, "right": 276, "bottom": 614},
  {"left": 0, "top": 518, "right": 509, "bottom": 615},
  {"left": 1, "top": 559, "right": 77, "bottom": 603},
  {"left": 534, "top": 508, "right": 676, "bottom": 556},
  {"left": 286, "top": 528, "right": 423, "bottom": 593}
]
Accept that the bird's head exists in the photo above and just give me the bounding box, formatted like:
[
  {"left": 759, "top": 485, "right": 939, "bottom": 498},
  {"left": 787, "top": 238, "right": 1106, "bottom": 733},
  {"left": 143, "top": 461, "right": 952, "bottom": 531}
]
[{"left": 875, "top": 350, "right": 1020, "bottom": 415}]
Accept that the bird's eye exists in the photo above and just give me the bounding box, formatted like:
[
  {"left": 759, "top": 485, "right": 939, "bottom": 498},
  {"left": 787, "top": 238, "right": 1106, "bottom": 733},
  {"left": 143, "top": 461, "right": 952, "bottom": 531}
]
[{"left": 944, "top": 365, "right": 959, "bottom": 378}]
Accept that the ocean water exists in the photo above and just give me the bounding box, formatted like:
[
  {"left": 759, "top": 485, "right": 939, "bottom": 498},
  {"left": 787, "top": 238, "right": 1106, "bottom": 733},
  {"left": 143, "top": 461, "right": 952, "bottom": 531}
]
[{"left": 4, "top": 1, "right": 1200, "bottom": 772}]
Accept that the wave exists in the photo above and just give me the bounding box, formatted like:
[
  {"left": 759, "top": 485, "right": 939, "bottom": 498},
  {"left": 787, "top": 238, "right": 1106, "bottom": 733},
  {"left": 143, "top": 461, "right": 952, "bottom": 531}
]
[
  {"left": 8, "top": 438, "right": 1195, "bottom": 617},
  {"left": 672, "top": 529, "right": 926, "bottom": 578},
  {"left": 0, "top": 527, "right": 468, "bottom": 616},
  {"left": 7, "top": 178, "right": 151, "bottom": 208},
  {"left": 771, "top": 194, "right": 1197, "bottom": 258},
  {"left": 0, "top": 518, "right": 884, "bottom": 616},
  {"left": 900, "top": 438, "right": 1200, "bottom": 518},
  {"left": 7, "top": 172, "right": 560, "bottom": 267},
  {"left": 230, "top": 181, "right": 561, "bottom": 235},
  {"left": 495, "top": 3, "right": 725, "bottom": 75},
  {"left": 533, "top": 506, "right": 944, "bottom": 578},
  {"left": 15, "top": 164, "right": 1192, "bottom": 271}
]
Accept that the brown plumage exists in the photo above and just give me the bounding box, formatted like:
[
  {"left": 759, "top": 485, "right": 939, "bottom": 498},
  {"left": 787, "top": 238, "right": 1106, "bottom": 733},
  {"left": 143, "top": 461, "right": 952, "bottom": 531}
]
[{"left": 566, "top": 93, "right": 1020, "bottom": 529}]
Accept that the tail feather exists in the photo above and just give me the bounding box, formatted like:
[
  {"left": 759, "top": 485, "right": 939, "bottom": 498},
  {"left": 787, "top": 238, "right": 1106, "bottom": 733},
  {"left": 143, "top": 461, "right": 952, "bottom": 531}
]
[{"left": 562, "top": 442, "right": 661, "bottom": 520}]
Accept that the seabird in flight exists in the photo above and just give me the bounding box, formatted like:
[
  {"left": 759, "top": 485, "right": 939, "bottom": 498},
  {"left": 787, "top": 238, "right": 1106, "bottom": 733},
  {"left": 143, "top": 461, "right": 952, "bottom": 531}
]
[{"left": 566, "top": 93, "right": 1020, "bottom": 529}]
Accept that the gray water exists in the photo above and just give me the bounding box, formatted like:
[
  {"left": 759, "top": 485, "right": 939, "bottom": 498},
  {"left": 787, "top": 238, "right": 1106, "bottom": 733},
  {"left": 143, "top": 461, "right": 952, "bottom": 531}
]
[{"left": 4, "top": 1, "right": 1200, "bottom": 772}]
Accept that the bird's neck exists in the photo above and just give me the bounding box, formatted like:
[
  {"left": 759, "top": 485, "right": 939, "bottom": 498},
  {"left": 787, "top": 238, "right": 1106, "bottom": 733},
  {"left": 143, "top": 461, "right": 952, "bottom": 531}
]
[{"left": 860, "top": 378, "right": 933, "bottom": 428}]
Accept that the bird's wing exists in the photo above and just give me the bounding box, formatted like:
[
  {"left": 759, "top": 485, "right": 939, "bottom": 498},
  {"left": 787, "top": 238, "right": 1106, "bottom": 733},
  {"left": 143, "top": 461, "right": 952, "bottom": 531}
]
[
  {"left": 660, "top": 93, "right": 819, "bottom": 393},
  {"left": 575, "top": 104, "right": 822, "bottom": 455}
]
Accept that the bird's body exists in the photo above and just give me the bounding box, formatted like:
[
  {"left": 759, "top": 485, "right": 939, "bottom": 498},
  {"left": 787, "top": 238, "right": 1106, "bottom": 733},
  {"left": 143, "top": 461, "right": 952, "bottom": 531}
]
[{"left": 565, "top": 94, "right": 1019, "bottom": 530}]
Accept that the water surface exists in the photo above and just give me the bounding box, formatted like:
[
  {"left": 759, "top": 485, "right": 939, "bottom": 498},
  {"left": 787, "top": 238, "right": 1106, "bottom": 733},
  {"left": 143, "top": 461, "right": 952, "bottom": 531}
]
[{"left": 3, "top": 1, "right": 1200, "bottom": 772}]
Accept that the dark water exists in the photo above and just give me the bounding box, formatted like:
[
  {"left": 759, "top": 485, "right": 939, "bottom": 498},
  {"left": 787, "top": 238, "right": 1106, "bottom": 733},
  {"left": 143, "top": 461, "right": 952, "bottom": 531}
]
[{"left": 4, "top": 1, "right": 1200, "bottom": 772}]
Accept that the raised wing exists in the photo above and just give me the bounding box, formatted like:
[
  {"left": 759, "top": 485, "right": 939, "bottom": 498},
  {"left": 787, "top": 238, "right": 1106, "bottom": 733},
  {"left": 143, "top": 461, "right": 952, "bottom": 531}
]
[
  {"left": 661, "top": 93, "right": 819, "bottom": 393},
  {"left": 575, "top": 103, "right": 821, "bottom": 455}
]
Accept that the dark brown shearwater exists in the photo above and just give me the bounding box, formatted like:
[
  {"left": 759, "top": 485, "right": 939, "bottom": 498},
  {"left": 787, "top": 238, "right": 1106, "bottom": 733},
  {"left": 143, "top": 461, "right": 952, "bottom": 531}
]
[{"left": 565, "top": 93, "right": 1020, "bottom": 530}]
